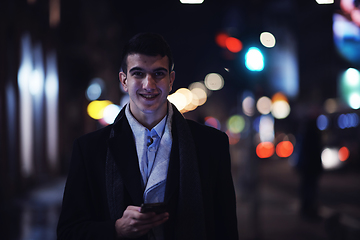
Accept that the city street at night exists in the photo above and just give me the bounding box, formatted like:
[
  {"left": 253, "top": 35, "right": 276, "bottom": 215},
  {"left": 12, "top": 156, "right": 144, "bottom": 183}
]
[{"left": 2, "top": 0, "right": 360, "bottom": 239}]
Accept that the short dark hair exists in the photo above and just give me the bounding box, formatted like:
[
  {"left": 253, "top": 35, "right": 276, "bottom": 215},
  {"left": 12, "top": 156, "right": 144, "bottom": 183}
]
[{"left": 120, "top": 33, "right": 174, "bottom": 74}]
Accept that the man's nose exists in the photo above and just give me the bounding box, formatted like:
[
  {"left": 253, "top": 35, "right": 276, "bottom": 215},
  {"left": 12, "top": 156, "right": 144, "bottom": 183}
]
[{"left": 143, "top": 74, "right": 156, "bottom": 90}]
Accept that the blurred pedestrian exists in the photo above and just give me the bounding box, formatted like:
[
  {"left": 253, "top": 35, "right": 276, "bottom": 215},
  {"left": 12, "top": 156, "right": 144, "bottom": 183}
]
[{"left": 296, "top": 105, "right": 323, "bottom": 220}]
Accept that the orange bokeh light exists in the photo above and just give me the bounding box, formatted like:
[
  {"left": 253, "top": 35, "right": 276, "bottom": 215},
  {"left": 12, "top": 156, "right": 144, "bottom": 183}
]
[
  {"left": 276, "top": 141, "right": 294, "bottom": 158},
  {"left": 272, "top": 92, "right": 288, "bottom": 103},
  {"left": 215, "top": 32, "right": 229, "bottom": 48},
  {"left": 338, "top": 146, "right": 350, "bottom": 161},
  {"left": 225, "top": 37, "right": 243, "bottom": 53},
  {"left": 256, "top": 142, "right": 275, "bottom": 158}
]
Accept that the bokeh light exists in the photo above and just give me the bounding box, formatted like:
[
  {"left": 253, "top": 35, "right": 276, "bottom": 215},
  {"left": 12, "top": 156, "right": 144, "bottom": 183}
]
[
  {"left": 205, "top": 116, "right": 221, "bottom": 130},
  {"left": 176, "top": 88, "right": 193, "bottom": 106},
  {"left": 215, "top": 32, "right": 229, "bottom": 48},
  {"left": 322, "top": 148, "right": 342, "bottom": 170},
  {"left": 86, "top": 78, "right": 104, "bottom": 101},
  {"left": 227, "top": 115, "right": 245, "bottom": 134},
  {"left": 253, "top": 116, "right": 261, "bottom": 132},
  {"left": 184, "top": 98, "right": 198, "bottom": 112},
  {"left": 225, "top": 37, "right": 243, "bottom": 53},
  {"left": 324, "top": 98, "right": 338, "bottom": 113},
  {"left": 338, "top": 146, "right": 350, "bottom": 162},
  {"left": 271, "top": 100, "right": 290, "bottom": 119},
  {"left": 259, "top": 115, "right": 274, "bottom": 142},
  {"left": 190, "top": 87, "right": 207, "bottom": 106},
  {"left": 242, "top": 96, "right": 255, "bottom": 116},
  {"left": 256, "top": 142, "right": 275, "bottom": 158},
  {"left": 276, "top": 141, "right": 294, "bottom": 158},
  {"left": 260, "top": 32, "right": 276, "bottom": 48},
  {"left": 272, "top": 92, "right": 288, "bottom": 102},
  {"left": 189, "top": 81, "right": 208, "bottom": 93},
  {"left": 168, "top": 86, "right": 208, "bottom": 113},
  {"left": 87, "top": 100, "right": 112, "bottom": 120},
  {"left": 29, "top": 69, "right": 44, "bottom": 96},
  {"left": 204, "top": 73, "right": 224, "bottom": 91},
  {"left": 180, "top": 0, "right": 204, "bottom": 4},
  {"left": 337, "top": 113, "right": 359, "bottom": 129},
  {"left": 317, "top": 114, "right": 329, "bottom": 130},
  {"left": 340, "top": 68, "right": 360, "bottom": 109},
  {"left": 349, "top": 93, "right": 360, "bottom": 109},
  {"left": 256, "top": 96, "right": 272, "bottom": 115},
  {"left": 245, "top": 47, "right": 264, "bottom": 71},
  {"left": 316, "top": 0, "right": 334, "bottom": 4},
  {"left": 167, "top": 91, "right": 187, "bottom": 112},
  {"left": 271, "top": 92, "right": 290, "bottom": 119},
  {"left": 103, "top": 104, "right": 121, "bottom": 124},
  {"left": 346, "top": 67, "right": 360, "bottom": 84}
]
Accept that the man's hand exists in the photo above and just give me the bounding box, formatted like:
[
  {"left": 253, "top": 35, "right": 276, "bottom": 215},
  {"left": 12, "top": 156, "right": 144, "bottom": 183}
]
[{"left": 115, "top": 205, "right": 169, "bottom": 239}]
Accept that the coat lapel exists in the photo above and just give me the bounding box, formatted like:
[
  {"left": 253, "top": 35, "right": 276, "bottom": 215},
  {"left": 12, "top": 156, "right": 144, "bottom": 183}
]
[
  {"left": 108, "top": 113, "right": 144, "bottom": 206},
  {"left": 164, "top": 124, "right": 180, "bottom": 204}
]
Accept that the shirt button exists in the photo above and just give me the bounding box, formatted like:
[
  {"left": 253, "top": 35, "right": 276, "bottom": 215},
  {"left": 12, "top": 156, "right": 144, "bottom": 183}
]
[{"left": 149, "top": 147, "right": 155, "bottom": 152}]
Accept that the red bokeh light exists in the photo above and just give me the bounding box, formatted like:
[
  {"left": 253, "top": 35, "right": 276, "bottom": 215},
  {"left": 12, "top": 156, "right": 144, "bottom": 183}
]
[
  {"left": 225, "top": 37, "right": 243, "bottom": 53},
  {"left": 276, "top": 141, "right": 294, "bottom": 158},
  {"left": 338, "top": 146, "right": 350, "bottom": 161},
  {"left": 205, "top": 116, "right": 220, "bottom": 129},
  {"left": 215, "top": 32, "right": 229, "bottom": 48},
  {"left": 256, "top": 142, "right": 275, "bottom": 158}
]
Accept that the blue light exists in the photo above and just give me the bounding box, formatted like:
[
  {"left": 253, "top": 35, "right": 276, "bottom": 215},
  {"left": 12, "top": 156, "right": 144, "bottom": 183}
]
[
  {"left": 338, "top": 113, "right": 360, "bottom": 129},
  {"left": 86, "top": 78, "right": 105, "bottom": 101},
  {"left": 349, "top": 113, "right": 359, "bottom": 127},
  {"left": 338, "top": 114, "right": 347, "bottom": 129},
  {"left": 317, "top": 115, "right": 328, "bottom": 131},
  {"left": 245, "top": 47, "right": 264, "bottom": 71},
  {"left": 253, "top": 116, "right": 261, "bottom": 132}
]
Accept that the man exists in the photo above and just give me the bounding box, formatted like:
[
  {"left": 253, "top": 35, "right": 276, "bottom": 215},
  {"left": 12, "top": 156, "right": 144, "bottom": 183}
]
[{"left": 57, "top": 33, "right": 238, "bottom": 240}]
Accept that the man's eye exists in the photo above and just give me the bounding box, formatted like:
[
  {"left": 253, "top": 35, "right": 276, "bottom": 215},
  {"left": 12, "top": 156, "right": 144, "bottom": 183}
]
[
  {"left": 154, "top": 72, "right": 165, "bottom": 77},
  {"left": 133, "top": 72, "right": 144, "bottom": 77}
]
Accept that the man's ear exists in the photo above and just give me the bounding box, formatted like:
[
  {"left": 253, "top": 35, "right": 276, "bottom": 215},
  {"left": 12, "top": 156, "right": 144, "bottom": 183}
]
[
  {"left": 119, "top": 72, "right": 128, "bottom": 92},
  {"left": 169, "top": 71, "right": 175, "bottom": 92}
]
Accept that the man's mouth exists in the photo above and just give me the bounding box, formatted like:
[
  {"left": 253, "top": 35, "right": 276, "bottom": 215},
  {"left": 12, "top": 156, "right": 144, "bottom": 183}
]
[{"left": 139, "top": 93, "right": 160, "bottom": 100}]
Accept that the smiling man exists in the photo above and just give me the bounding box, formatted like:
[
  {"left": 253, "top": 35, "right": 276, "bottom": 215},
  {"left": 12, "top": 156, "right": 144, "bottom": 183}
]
[
  {"left": 120, "top": 53, "right": 175, "bottom": 129},
  {"left": 57, "top": 33, "right": 238, "bottom": 240}
]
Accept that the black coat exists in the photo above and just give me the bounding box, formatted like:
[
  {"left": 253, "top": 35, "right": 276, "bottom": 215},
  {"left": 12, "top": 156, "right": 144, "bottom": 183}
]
[{"left": 57, "top": 106, "right": 238, "bottom": 240}]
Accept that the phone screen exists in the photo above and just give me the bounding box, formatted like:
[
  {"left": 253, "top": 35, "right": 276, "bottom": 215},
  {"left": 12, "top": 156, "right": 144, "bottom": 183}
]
[{"left": 140, "top": 202, "right": 167, "bottom": 214}]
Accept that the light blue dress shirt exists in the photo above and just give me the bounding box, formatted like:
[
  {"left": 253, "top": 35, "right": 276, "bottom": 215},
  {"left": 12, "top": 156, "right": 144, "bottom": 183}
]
[{"left": 125, "top": 103, "right": 173, "bottom": 203}]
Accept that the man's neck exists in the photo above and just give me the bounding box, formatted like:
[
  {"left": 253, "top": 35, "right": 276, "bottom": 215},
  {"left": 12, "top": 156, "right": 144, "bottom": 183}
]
[{"left": 129, "top": 105, "right": 168, "bottom": 130}]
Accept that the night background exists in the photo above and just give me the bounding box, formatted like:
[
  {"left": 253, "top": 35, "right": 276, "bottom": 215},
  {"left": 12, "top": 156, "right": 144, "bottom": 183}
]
[{"left": 1, "top": 0, "right": 360, "bottom": 239}]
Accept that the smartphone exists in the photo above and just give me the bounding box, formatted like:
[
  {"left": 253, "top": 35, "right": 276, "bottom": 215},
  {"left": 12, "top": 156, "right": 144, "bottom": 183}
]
[{"left": 140, "top": 202, "right": 167, "bottom": 214}]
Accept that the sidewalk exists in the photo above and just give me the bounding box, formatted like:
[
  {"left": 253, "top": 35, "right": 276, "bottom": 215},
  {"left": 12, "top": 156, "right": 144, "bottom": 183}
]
[
  {"left": 0, "top": 178, "right": 65, "bottom": 240},
  {"left": 235, "top": 158, "right": 360, "bottom": 240},
  {"left": 2, "top": 158, "right": 360, "bottom": 240}
]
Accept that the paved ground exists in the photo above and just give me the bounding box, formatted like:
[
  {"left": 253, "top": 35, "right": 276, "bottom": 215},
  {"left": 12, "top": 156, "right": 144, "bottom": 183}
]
[
  {"left": 1, "top": 157, "right": 360, "bottom": 239},
  {"left": 235, "top": 158, "right": 360, "bottom": 240}
]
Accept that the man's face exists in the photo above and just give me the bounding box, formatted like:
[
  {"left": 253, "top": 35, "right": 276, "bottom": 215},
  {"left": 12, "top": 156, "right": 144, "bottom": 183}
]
[{"left": 120, "top": 53, "right": 175, "bottom": 122}]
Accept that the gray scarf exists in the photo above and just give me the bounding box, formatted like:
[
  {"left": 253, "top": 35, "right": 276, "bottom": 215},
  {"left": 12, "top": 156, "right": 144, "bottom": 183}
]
[{"left": 105, "top": 104, "right": 206, "bottom": 240}]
